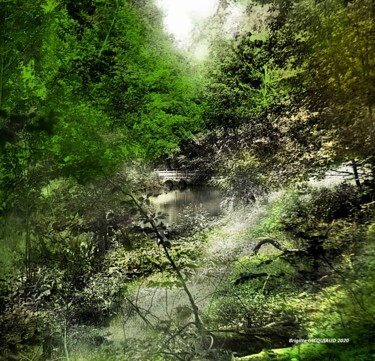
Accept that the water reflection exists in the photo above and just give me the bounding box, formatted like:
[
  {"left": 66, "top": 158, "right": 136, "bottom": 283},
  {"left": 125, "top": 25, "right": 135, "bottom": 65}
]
[{"left": 150, "top": 187, "right": 222, "bottom": 226}]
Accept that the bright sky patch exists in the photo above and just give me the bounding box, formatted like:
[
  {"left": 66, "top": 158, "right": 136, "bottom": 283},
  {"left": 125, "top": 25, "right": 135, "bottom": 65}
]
[{"left": 156, "top": 0, "right": 219, "bottom": 46}]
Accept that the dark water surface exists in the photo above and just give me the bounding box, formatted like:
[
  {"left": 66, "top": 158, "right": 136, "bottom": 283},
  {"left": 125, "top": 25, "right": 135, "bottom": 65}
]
[{"left": 150, "top": 187, "right": 223, "bottom": 225}]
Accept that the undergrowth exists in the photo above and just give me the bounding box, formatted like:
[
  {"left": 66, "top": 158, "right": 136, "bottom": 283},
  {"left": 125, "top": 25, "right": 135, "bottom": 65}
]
[{"left": 204, "top": 182, "right": 375, "bottom": 360}]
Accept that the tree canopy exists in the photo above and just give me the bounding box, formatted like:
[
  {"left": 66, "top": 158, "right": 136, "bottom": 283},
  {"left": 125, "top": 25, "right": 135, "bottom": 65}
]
[{"left": 0, "top": 0, "right": 206, "bottom": 208}]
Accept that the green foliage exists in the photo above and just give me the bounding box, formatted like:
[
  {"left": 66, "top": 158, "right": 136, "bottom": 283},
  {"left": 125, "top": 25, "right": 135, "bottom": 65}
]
[
  {"left": 279, "top": 183, "right": 363, "bottom": 229},
  {"left": 249, "top": 181, "right": 364, "bottom": 240},
  {"left": 190, "top": 0, "right": 375, "bottom": 195},
  {"left": 249, "top": 195, "right": 284, "bottom": 238},
  {"left": 251, "top": 182, "right": 369, "bottom": 260},
  {"left": 284, "top": 250, "right": 375, "bottom": 360},
  {"left": 204, "top": 32, "right": 285, "bottom": 130},
  {"left": 271, "top": 0, "right": 375, "bottom": 169},
  {"left": 50, "top": 103, "right": 123, "bottom": 180},
  {"left": 203, "top": 254, "right": 300, "bottom": 333},
  {"left": 212, "top": 151, "right": 267, "bottom": 204}
]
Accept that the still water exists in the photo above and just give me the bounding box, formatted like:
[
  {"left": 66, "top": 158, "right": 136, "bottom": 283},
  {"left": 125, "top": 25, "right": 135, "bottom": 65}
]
[{"left": 150, "top": 187, "right": 223, "bottom": 226}]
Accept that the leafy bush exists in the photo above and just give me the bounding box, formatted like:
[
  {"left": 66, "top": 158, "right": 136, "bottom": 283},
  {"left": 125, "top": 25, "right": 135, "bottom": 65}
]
[
  {"left": 278, "top": 183, "right": 363, "bottom": 235},
  {"left": 211, "top": 151, "right": 268, "bottom": 206},
  {"left": 203, "top": 255, "right": 301, "bottom": 332},
  {"left": 287, "top": 230, "right": 375, "bottom": 361}
]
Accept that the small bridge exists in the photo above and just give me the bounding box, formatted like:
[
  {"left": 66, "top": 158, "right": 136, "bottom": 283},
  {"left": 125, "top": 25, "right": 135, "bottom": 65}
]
[{"left": 154, "top": 170, "right": 198, "bottom": 189}]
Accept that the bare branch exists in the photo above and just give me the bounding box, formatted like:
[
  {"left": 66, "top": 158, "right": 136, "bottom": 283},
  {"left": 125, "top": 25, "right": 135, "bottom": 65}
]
[
  {"left": 252, "top": 238, "right": 290, "bottom": 255},
  {"left": 124, "top": 296, "right": 154, "bottom": 330}
]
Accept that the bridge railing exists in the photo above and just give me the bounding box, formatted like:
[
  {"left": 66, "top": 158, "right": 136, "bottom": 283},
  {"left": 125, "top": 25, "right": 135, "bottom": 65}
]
[{"left": 154, "top": 170, "right": 198, "bottom": 178}]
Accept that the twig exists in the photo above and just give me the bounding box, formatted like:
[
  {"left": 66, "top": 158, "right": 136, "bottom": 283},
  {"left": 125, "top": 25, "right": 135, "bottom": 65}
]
[
  {"left": 124, "top": 296, "right": 154, "bottom": 329},
  {"left": 163, "top": 322, "right": 195, "bottom": 345},
  {"left": 98, "top": 0, "right": 119, "bottom": 58},
  {"left": 261, "top": 274, "right": 271, "bottom": 294}
]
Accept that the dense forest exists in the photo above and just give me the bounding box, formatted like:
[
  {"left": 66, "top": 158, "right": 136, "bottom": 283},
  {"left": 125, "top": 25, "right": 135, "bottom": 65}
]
[{"left": 0, "top": 0, "right": 374, "bottom": 360}]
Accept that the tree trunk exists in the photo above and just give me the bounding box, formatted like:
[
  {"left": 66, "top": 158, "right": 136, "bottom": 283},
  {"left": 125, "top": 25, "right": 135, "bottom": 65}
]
[{"left": 351, "top": 159, "right": 362, "bottom": 190}]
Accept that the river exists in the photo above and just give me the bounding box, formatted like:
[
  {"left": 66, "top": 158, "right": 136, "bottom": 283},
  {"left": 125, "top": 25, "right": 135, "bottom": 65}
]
[{"left": 150, "top": 186, "right": 223, "bottom": 226}]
